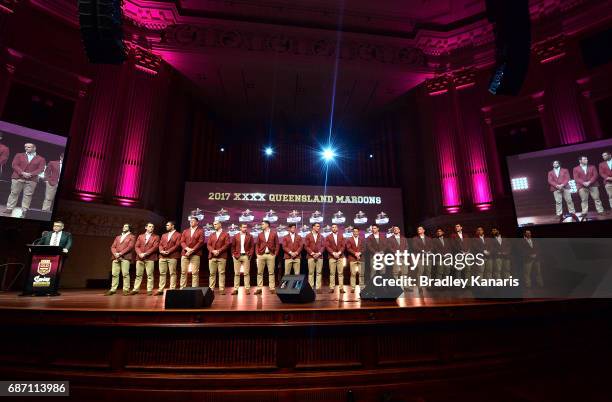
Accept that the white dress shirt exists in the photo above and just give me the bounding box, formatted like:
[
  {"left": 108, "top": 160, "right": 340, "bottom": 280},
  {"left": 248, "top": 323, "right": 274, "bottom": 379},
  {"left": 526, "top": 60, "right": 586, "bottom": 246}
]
[
  {"left": 190, "top": 227, "right": 197, "bottom": 237},
  {"left": 554, "top": 167, "right": 560, "bottom": 177},
  {"left": 26, "top": 152, "right": 36, "bottom": 163},
  {"left": 264, "top": 229, "right": 270, "bottom": 253},
  {"left": 120, "top": 232, "right": 130, "bottom": 243},
  {"left": 581, "top": 164, "right": 588, "bottom": 174},
  {"left": 240, "top": 233, "right": 246, "bottom": 253},
  {"left": 145, "top": 233, "right": 151, "bottom": 243},
  {"left": 50, "top": 231, "right": 62, "bottom": 246}
]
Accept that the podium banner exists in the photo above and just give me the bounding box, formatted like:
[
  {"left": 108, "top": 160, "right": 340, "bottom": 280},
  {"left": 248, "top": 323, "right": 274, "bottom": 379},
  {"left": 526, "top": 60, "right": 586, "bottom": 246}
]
[{"left": 25, "top": 255, "right": 62, "bottom": 294}]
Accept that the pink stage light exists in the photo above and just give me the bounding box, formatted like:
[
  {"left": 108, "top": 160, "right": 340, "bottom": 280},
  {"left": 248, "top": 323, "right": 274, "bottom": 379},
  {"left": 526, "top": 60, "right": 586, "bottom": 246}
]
[
  {"left": 475, "top": 203, "right": 492, "bottom": 211},
  {"left": 445, "top": 206, "right": 461, "bottom": 214}
]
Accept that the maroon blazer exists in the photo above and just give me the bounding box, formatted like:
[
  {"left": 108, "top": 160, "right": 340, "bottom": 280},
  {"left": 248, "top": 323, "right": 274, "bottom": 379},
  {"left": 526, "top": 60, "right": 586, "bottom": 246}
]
[
  {"left": 366, "top": 235, "right": 386, "bottom": 254},
  {"left": 159, "top": 231, "right": 182, "bottom": 259},
  {"left": 135, "top": 233, "right": 160, "bottom": 261},
  {"left": 282, "top": 233, "right": 303, "bottom": 259},
  {"left": 411, "top": 235, "right": 433, "bottom": 252},
  {"left": 432, "top": 236, "right": 452, "bottom": 254},
  {"left": 304, "top": 232, "right": 324, "bottom": 259},
  {"left": 599, "top": 161, "right": 612, "bottom": 184},
  {"left": 110, "top": 233, "right": 136, "bottom": 261},
  {"left": 387, "top": 235, "right": 409, "bottom": 253},
  {"left": 231, "top": 233, "right": 255, "bottom": 258},
  {"left": 11, "top": 153, "right": 46, "bottom": 181},
  {"left": 207, "top": 231, "right": 230, "bottom": 259},
  {"left": 180, "top": 227, "right": 205, "bottom": 257},
  {"left": 573, "top": 165, "right": 599, "bottom": 189},
  {"left": 45, "top": 160, "right": 62, "bottom": 186},
  {"left": 0, "top": 143, "right": 8, "bottom": 168},
  {"left": 346, "top": 236, "right": 364, "bottom": 262},
  {"left": 490, "top": 236, "right": 512, "bottom": 257},
  {"left": 471, "top": 236, "right": 492, "bottom": 258},
  {"left": 451, "top": 233, "right": 470, "bottom": 253},
  {"left": 325, "top": 233, "right": 345, "bottom": 257},
  {"left": 547, "top": 168, "right": 571, "bottom": 191},
  {"left": 256, "top": 230, "right": 279, "bottom": 256}
]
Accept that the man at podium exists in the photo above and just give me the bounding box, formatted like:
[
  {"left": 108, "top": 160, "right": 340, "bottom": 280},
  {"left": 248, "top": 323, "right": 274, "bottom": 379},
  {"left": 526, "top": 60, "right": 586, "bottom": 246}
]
[{"left": 38, "top": 220, "right": 72, "bottom": 254}]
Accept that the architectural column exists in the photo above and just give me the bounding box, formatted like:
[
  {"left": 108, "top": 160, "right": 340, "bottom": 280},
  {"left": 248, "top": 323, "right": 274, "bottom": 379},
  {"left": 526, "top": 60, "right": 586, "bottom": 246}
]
[
  {"left": 576, "top": 77, "right": 603, "bottom": 140},
  {"left": 113, "top": 45, "right": 163, "bottom": 206},
  {"left": 74, "top": 64, "right": 128, "bottom": 201},
  {"left": 425, "top": 75, "right": 462, "bottom": 213},
  {"left": 452, "top": 69, "right": 492, "bottom": 210},
  {"left": 534, "top": 35, "right": 587, "bottom": 145},
  {"left": 481, "top": 112, "right": 505, "bottom": 198}
]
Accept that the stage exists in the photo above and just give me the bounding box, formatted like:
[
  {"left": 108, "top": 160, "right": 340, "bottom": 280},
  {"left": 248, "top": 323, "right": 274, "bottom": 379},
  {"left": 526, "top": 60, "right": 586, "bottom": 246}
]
[{"left": 1, "top": 290, "right": 612, "bottom": 401}]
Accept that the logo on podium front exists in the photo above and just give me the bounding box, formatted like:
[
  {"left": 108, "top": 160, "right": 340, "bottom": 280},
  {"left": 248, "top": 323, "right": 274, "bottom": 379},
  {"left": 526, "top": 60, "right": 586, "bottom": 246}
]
[{"left": 37, "top": 259, "right": 52, "bottom": 276}]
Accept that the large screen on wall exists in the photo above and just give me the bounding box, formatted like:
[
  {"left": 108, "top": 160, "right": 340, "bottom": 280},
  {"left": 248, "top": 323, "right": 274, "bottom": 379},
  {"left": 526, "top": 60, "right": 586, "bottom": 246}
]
[
  {"left": 182, "top": 182, "right": 404, "bottom": 238},
  {"left": 507, "top": 138, "right": 612, "bottom": 227},
  {"left": 0, "top": 120, "right": 68, "bottom": 222}
]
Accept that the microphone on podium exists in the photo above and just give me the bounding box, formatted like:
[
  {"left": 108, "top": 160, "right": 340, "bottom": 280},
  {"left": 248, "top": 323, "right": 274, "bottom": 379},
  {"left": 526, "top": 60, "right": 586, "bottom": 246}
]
[{"left": 32, "top": 231, "right": 50, "bottom": 245}]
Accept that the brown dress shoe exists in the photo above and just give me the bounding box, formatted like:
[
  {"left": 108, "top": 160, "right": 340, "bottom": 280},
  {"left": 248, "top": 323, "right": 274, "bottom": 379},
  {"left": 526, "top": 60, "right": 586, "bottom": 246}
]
[
  {"left": 340, "top": 288, "right": 346, "bottom": 294},
  {"left": 269, "top": 289, "right": 276, "bottom": 294},
  {"left": 104, "top": 290, "right": 116, "bottom": 296},
  {"left": 245, "top": 289, "right": 251, "bottom": 294},
  {"left": 220, "top": 290, "right": 226, "bottom": 295},
  {"left": 254, "top": 289, "right": 262, "bottom": 295},
  {"left": 329, "top": 288, "right": 334, "bottom": 293},
  {"left": 231, "top": 290, "right": 238, "bottom": 295},
  {"left": 129, "top": 290, "right": 139, "bottom": 295},
  {"left": 122, "top": 290, "right": 130, "bottom": 296},
  {"left": 147, "top": 291, "right": 153, "bottom": 296},
  {"left": 153, "top": 290, "right": 163, "bottom": 296},
  {"left": 350, "top": 288, "right": 356, "bottom": 293}
]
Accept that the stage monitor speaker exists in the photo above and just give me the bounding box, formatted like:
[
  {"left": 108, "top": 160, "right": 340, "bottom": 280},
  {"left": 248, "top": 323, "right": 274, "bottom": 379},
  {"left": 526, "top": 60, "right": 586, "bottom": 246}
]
[
  {"left": 486, "top": 0, "right": 531, "bottom": 95},
  {"left": 277, "top": 274, "right": 315, "bottom": 303},
  {"left": 165, "top": 287, "right": 214, "bottom": 309},
  {"left": 78, "top": 0, "right": 127, "bottom": 64},
  {"left": 360, "top": 271, "right": 404, "bottom": 301}
]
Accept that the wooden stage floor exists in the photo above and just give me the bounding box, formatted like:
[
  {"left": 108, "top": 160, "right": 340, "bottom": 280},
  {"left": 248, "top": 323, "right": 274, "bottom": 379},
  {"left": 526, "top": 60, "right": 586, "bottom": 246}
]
[{"left": 0, "top": 287, "right": 520, "bottom": 312}]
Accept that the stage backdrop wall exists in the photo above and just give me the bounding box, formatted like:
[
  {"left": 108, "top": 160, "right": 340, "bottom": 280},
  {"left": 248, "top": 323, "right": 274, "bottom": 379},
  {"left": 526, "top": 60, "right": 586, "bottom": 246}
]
[{"left": 182, "top": 182, "right": 404, "bottom": 237}]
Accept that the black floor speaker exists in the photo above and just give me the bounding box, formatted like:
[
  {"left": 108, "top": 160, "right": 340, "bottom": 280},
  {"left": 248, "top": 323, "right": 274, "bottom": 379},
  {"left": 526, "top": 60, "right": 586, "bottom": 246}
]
[
  {"left": 360, "top": 271, "right": 404, "bottom": 301},
  {"left": 165, "top": 287, "right": 214, "bottom": 309},
  {"left": 276, "top": 274, "right": 315, "bottom": 303}
]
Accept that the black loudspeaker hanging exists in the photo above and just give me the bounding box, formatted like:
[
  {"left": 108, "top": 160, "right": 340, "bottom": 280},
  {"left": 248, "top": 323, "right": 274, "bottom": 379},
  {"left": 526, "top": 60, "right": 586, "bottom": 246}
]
[
  {"left": 486, "top": 0, "right": 531, "bottom": 96},
  {"left": 78, "top": 0, "right": 127, "bottom": 64}
]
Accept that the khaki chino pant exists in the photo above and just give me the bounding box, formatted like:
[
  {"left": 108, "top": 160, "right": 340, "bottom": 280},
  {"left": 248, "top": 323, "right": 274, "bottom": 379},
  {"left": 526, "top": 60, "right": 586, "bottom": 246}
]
[
  {"left": 553, "top": 188, "right": 575, "bottom": 216},
  {"left": 523, "top": 258, "right": 543, "bottom": 288},
  {"left": 233, "top": 255, "right": 251, "bottom": 290},
  {"left": 7, "top": 179, "right": 37, "bottom": 212},
  {"left": 328, "top": 257, "right": 344, "bottom": 288},
  {"left": 578, "top": 186, "right": 604, "bottom": 214},
  {"left": 158, "top": 257, "right": 177, "bottom": 291},
  {"left": 180, "top": 255, "right": 200, "bottom": 288},
  {"left": 605, "top": 182, "right": 612, "bottom": 208},
  {"left": 209, "top": 257, "right": 227, "bottom": 290},
  {"left": 42, "top": 182, "right": 58, "bottom": 212},
  {"left": 307, "top": 258, "right": 323, "bottom": 289},
  {"left": 284, "top": 258, "right": 301, "bottom": 275},
  {"left": 349, "top": 261, "right": 364, "bottom": 289},
  {"left": 134, "top": 260, "right": 155, "bottom": 292},
  {"left": 493, "top": 257, "right": 511, "bottom": 279},
  {"left": 110, "top": 259, "right": 131, "bottom": 292},
  {"left": 256, "top": 253, "right": 276, "bottom": 289}
]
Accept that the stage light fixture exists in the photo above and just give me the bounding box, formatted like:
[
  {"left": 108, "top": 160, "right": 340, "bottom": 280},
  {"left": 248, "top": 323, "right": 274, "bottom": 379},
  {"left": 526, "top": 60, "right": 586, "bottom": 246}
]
[
  {"left": 220, "top": 147, "right": 225, "bottom": 152},
  {"left": 369, "top": 154, "right": 374, "bottom": 159},
  {"left": 511, "top": 177, "right": 529, "bottom": 191},
  {"left": 321, "top": 147, "right": 336, "bottom": 162},
  {"left": 264, "top": 147, "right": 274, "bottom": 157}
]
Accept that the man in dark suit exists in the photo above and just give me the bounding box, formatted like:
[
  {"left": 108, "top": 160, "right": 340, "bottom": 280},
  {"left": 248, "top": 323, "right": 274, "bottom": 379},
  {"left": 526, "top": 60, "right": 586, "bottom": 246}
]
[
  {"left": 412, "top": 226, "right": 433, "bottom": 288},
  {"left": 519, "top": 229, "right": 543, "bottom": 288},
  {"left": 471, "top": 227, "right": 492, "bottom": 280},
  {"left": 38, "top": 220, "right": 72, "bottom": 254},
  {"left": 490, "top": 227, "right": 512, "bottom": 280},
  {"left": 547, "top": 160, "right": 576, "bottom": 217},
  {"left": 432, "top": 227, "right": 452, "bottom": 282},
  {"left": 386, "top": 226, "right": 409, "bottom": 280},
  {"left": 451, "top": 224, "right": 470, "bottom": 280},
  {"left": 4, "top": 143, "right": 45, "bottom": 218},
  {"left": 366, "top": 224, "right": 387, "bottom": 279},
  {"left": 573, "top": 156, "right": 604, "bottom": 215}
]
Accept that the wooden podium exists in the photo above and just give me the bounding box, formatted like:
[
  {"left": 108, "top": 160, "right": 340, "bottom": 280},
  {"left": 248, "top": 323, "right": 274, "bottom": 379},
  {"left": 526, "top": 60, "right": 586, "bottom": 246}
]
[{"left": 22, "top": 245, "right": 66, "bottom": 296}]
